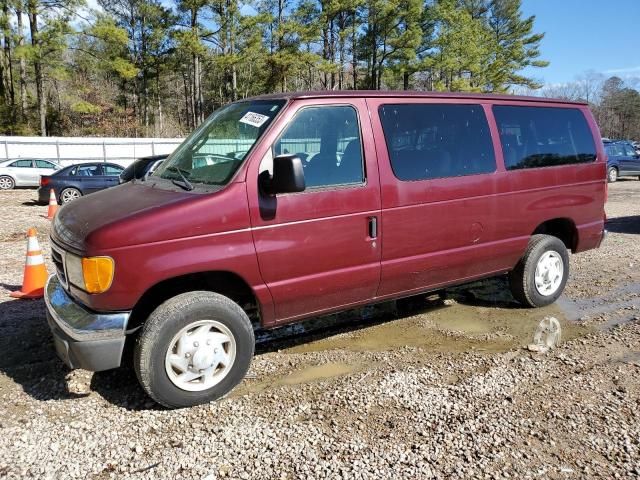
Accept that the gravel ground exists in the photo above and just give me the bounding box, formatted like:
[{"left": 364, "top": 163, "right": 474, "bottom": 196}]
[{"left": 1, "top": 183, "right": 639, "bottom": 480}]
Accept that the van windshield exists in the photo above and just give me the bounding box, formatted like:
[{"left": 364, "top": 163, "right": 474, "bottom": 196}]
[{"left": 154, "top": 100, "right": 285, "bottom": 188}]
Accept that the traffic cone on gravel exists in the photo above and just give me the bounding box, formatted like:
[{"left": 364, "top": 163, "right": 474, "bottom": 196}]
[
  {"left": 10, "top": 228, "right": 48, "bottom": 299},
  {"left": 46, "top": 188, "right": 58, "bottom": 220}
]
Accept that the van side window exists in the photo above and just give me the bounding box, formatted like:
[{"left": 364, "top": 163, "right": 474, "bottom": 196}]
[
  {"left": 378, "top": 104, "right": 496, "bottom": 181},
  {"left": 493, "top": 106, "right": 597, "bottom": 170},
  {"left": 274, "top": 106, "right": 364, "bottom": 188}
]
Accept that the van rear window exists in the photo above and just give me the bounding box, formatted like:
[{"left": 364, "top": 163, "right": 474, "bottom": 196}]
[
  {"left": 379, "top": 104, "right": 496, "bottom": 181},
  {"left": 493, "top": 106, "right": 596, "bottom": 170}
]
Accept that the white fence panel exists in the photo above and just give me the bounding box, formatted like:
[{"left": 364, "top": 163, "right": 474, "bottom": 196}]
[{"left": 0, "top": 136, "right": 184, "bottom": 166}]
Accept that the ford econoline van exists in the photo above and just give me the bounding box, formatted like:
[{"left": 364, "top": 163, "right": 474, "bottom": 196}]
[{"left": 44, "top": 91, "right": 606, "bottom": 408}]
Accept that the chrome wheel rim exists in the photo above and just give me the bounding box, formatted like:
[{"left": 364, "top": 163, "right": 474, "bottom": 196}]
[
  {"left": 609, "top": 168, "right": 617, "bottom": 182},
  {"left": 165, "top": 320, "right": 236, "bottom": 392},
  {"left": 534, "top": 251, "right": 564, "bottom": 296},
  {"left": 61, "top": 189, "right": 80, "bottom": 203},
  {"left": 0, "top": 177, "right": 13, "bottom": 189}
]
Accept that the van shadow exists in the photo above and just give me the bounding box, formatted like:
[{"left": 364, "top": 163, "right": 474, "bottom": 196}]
[
  {"left": 0, "top": 275, "right": 518, "bottom": 411},
  {"left": 0, "top": 297, "right": 89, "bottom": 402},
  {"left": 606, "top": 216, "right": 640, "bottom": 235}
]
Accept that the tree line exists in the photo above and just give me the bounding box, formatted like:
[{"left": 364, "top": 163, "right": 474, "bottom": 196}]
[
  {"left": 519, "top": 73, "right": 640, "bottom": 142},
  {"left": 0, "top": 0, "right": 548, "bottom": 137}
]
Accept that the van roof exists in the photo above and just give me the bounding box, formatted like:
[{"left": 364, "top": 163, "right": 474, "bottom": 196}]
[{"left": 249, "top": 90, "right": 588, "bottom": 105}]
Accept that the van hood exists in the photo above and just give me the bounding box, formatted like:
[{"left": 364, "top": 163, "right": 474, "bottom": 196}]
[{"left": 52, "top": 182, "right": 197, "bottom": 253}]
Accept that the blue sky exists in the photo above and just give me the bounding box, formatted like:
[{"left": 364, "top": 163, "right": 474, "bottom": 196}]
[{"left": 520, "top": 0, "right": 640, "bottom": 85}]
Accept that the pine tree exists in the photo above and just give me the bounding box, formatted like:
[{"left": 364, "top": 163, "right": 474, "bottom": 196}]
[{"left": 485, "top": 0, "right": 548, "bottom": 91}]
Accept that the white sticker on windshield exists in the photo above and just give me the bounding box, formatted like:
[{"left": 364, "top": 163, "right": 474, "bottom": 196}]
[{"left": 239, "top": 111, "right": 270, "bottom": 128}]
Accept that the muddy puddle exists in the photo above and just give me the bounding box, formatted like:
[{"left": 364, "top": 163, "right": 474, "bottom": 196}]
[
  {"left": 285, "top": 300, "right": 588, "bottom": 355},
  {"left": 270, "top": 277, "right": 592, "bottom": 356},
  {"left": 557, "top": 281, "right": 640, "bottom": 328},
  {"left": 232, "top": 362, "right": 365, "bottom": 397},
  {"left": 239, "top": 276, "right": 640, "bottom": 395}
]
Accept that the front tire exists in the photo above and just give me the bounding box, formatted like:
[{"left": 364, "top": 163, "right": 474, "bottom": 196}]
[
  {"left": 0, "top": 176, "right": 15, "bottom": 190},
  {"left": 607, "top": 167, "right": 618, "bottom": 183},
  {"left": 509, "top": 234, "right": 569, "bottom": 308},
  {"left": 134, "top": 291, "right": 254, "bottom": 408}
]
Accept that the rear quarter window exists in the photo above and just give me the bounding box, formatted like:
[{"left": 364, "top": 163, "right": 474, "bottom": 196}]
[
  {"left": 493, "top": 106, "right": 596, "bottom": 170},
  {"left": 378, "top": 104, "right": 496, "bottom": 181}
]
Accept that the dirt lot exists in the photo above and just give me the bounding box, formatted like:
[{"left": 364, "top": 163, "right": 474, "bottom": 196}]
[{"left": 0, "top": 184, "right": 639, "bottom": 479}]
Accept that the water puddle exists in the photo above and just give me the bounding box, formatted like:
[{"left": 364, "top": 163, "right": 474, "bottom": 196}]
[
  {"left": 556, "top": 281, "right": 640, "bottom": 328},
  {"left": 232, "top": 361, "right": 363, "bottom": 397},
  {"left": 239, "top": 276, "right": 640, "bottom": 394},
  {"left": 286, "top": 300, "right": 588, "bottom": 355}
]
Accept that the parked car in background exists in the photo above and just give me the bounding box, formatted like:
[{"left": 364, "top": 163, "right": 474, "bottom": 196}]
[
  {"left": 44, "top": 91, "right": 606, "bottom": 408},
  {"left": 119, "top": 154, "right": 168, "bottom": 184},
  {"left": 603, "top": 140, "right": 640, "bottom": 182},
  {"left": 0, "top": 158, "right": 61, "bottom": 189},
  {"left": 38, "top": 162, "right": 124, "bottom": 204}
]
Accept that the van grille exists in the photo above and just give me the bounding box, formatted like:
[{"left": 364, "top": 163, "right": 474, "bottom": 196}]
[{"left": 51, "top": 244, "right": 67, "bottom": 288}]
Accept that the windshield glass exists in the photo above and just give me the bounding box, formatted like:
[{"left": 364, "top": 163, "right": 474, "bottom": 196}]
[{"left": 154, "top": 99, "right": 286, "bottom": 188}]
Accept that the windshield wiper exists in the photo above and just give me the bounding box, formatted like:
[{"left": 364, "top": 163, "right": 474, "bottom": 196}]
[{"left": 167, "top": 166, "right": 194, "bottom": 191}]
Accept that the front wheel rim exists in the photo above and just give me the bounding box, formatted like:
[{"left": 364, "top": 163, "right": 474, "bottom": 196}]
[
  {"left": 0, "top": 177, "right": 13, "bottom": 189},
  {"left": 164, "top": 320, "right": 237, "bottom": 392},
  {"left": 61, "top": 189, "right": 80, "bottom": 202},
  {"left": 609, "top": 169, "right": 617, "bottom": 182},
  {"left": 534, "top": 251, "right": 564, "bottom": 296}
]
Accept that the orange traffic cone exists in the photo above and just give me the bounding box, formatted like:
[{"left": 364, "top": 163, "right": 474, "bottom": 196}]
[
  {"left": 10, "top": 228, "right": 49, "bottom": 299},
  {"left": 46, "top": 188, "right": 58, "bottom": 219}
]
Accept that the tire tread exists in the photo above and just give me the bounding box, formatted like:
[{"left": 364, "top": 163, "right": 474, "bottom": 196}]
[
  {"left": 509, "top": 234, "right": 568, "bottom": 308},
  {"left": 134, "top": 291, "right": 254, "bottom": 408}
]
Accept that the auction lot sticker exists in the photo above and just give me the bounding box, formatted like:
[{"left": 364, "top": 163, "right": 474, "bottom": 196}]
[{"left": 240, "top": 112, "right": 270, "bottom": 128}]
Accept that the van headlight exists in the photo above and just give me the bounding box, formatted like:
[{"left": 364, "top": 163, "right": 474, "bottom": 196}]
[{"left": 65, "top": 254, "right": 115, "bottom": 294}]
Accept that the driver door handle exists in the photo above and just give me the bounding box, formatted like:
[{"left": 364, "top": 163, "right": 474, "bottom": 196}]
[{"left": 368, "top": 216, "right": 378, "bottom": 239}]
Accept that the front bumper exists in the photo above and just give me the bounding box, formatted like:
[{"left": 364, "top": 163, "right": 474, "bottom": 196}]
[{"left": 44, "top": 275, "right": 131, "bottom": 371}]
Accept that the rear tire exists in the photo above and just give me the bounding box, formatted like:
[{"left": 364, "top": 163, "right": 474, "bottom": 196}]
[
  {"left": 509, "top": 235, "right": 569, "bottom": 308},
  {"left": 60, "top": 187, "right": 82, "bottom": 203},
  {"left": 607, "top": 167, "right": 618, "bottom": 183},
  {"left": 0, "top": 176, "right": 15, "bottom": 190},
  {"left": 134, "top": 291, "right": 254, "bottom": 408}
]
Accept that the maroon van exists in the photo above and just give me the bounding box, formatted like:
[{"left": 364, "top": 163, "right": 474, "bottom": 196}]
[{"left": 44, "top": 91, "right": 606, "bottom": 408}]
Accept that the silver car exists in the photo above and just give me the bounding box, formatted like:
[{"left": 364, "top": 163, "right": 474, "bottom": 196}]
[{"left": 0, "top": 158, "right": 61, "bottom": 189}]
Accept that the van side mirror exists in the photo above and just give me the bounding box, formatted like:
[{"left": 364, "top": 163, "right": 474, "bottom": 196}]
[{"left": 260, "top": 154, "right": 305, "bottom": 195}]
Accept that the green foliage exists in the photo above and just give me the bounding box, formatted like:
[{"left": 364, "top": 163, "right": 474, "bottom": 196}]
[
  {"left": 0, "top": 0, "right": 551, "bottom": 136},
  {"left": 71, "top": 99, "right": 103, "bottom": 114}
]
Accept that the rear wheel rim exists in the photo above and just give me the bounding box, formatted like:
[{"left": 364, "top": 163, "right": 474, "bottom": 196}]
[
  {"left": 0, "top": 177, "right": 13, "bottom": 189},
  {"left": 61, "top": 189, "right": 80, "bottom": 203},
  {"left": 609, "top": 168, "right": 617, "bottom": 182},
  {"left": 534, "top": 251, "right": 564, "bottom": 296},
  {"left": 164, "top": 320, "right": 237, "bottom": 392}
]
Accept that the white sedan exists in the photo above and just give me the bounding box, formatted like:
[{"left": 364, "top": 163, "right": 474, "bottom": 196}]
[{"left": 0, "top": 158, "right": 61, "bottom": 189}]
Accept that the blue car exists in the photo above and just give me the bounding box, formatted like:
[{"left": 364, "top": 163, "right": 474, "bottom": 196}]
[
  {"left": 604, "top": 140, "right": 640, "bottom": 182},
  {"left": 37, "top": 162, "right": 124, "bottom": 204}
]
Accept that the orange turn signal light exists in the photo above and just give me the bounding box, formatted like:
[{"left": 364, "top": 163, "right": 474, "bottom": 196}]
[{"left": 81, "top": 257, "right": 114, "bottom": 294}]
